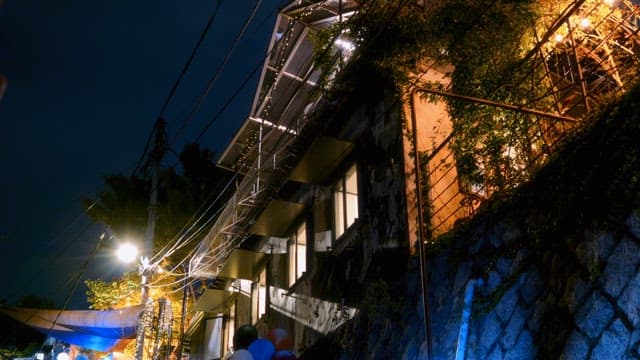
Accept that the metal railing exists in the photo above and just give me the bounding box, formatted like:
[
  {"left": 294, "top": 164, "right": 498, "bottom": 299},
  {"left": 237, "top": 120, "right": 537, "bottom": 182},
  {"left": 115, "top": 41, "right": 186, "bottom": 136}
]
[{"left": 417, "top": 0, "right": 640, "bottom": 238}]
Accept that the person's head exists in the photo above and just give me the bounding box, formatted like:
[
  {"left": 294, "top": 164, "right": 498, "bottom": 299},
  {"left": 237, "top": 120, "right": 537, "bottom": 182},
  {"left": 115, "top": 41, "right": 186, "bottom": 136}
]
[{"left": 234, "top": 324, "right": 258, "bottom": 350}]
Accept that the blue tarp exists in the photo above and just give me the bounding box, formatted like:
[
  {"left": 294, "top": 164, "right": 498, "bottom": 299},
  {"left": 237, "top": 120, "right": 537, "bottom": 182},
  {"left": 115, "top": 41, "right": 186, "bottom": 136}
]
[{"left": 0, "top": 304, "right": 144, "bottom": 352}]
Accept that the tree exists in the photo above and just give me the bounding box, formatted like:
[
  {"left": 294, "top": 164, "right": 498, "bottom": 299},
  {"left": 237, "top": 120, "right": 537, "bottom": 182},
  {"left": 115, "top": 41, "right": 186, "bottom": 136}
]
[
  {"left": 83, "top": 142, "right": 233, "bottom": 356},
  {"left": 84, "top": 142, "right": 233, "bottom": 268}
]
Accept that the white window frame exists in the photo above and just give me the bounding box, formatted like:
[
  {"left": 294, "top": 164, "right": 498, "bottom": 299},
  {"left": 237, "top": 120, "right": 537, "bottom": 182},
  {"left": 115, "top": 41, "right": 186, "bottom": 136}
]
[
  {"left": 251, "top": 268, "right": 267, "bottom": 323},
  {"left": 289, "top": 221, "right": 307, "bottom": 287},
  {"left": 333, "top": 164, "right": 359, "bottom": 239}
]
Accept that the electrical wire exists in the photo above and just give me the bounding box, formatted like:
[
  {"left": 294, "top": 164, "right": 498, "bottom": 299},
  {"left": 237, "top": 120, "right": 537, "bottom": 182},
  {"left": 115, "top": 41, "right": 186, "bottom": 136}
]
[
  {"left": 171, "top": 0, "right": 264, "bottom": 146},
  {"left": 40, "top": 232, "right": 106, "bottom": 353},
  {"left": 131, "top": 0, "right": 224, "bottom": 177},
  {"left": 150, "top": 172, "right": 238, "bottom": 266}
]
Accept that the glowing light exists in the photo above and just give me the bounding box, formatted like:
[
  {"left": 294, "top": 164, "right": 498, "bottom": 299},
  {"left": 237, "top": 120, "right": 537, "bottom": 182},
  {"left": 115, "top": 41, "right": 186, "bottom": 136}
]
[
  {"left": 604, "top": 0, "right": 616, "bottom": 7},
  {"left": 554, "top": 34, "right": 564, "bottom": 43},
  {"left": 580, "top": 18, "right": 591, "bottom": 29},
  {"left": 334, "top": 38, "right": 355, "bottom": 52},
  {"left": 116, "top": 243, "right": 139, "bottom": 263},
  {"left": 57, "top": 353, "right": 70, "bottom": 360}
]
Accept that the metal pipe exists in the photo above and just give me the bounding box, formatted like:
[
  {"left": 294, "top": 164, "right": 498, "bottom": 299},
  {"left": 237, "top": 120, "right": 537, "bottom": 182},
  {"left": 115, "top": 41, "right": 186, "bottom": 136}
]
[
  {"left": 417, "top": 88, "right": 577, "bottom": 123},
  {"left": 455, "top": 279, "right": 484, "bottom": 360},
  {"left": 410, "top": 89, "right": 433, "bottom": 359},
  {"left": 567, "top": 20, "right": 591, "bottom": 113}
]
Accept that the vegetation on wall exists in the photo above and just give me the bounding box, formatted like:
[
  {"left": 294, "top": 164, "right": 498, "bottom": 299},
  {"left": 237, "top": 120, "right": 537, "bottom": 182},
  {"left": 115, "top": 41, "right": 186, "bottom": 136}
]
[
  {"left": 313, "top": 0, "right": 637, "bottom": 198},
  {"left": 445, "top": 81, "right": 640, "bottom": 358}
]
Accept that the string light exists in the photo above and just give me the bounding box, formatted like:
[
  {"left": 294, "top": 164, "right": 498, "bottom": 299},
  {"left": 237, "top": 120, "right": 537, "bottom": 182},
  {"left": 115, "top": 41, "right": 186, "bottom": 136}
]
[{"left": 579, "top": 17, "right": 590, "bottom": 29}]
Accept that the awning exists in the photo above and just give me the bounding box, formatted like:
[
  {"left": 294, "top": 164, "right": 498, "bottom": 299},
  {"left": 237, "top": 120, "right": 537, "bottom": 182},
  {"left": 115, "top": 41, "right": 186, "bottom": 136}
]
[
  {"left": 0, "top": 304, "right": 144, "bottom": 352},
  {"left": 192, "top": 289, "right": 234, "bottom": 313},
  {"left": 218, "top": 249, "right": 267, "bottom": 281},
  {"left": 288, "top": 136, "right": 353, "bottom": 184},
  {"left": 250, "top": 199, "right": 305, "bottom": 237}
]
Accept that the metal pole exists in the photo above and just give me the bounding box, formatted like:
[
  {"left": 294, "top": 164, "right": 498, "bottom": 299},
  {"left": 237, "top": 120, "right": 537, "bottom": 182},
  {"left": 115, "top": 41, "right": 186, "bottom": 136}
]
[
  {"left": 410, "top": 90, "right": 433, "bottom": 359},
  {"left": 143, "top": 118, "right": 166, "bottom": 302},
  {"left": 417, "top": 88, "right": 577, "bottom": 123},
  {"left": 566, "top": 20, "right": 591, "bottom": 113}
]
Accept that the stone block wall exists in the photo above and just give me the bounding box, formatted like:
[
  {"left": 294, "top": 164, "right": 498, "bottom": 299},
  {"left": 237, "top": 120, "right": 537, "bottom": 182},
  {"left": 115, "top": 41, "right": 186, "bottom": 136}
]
[{"left": 320, "top": 84, "right": 640, "bottom": 360}]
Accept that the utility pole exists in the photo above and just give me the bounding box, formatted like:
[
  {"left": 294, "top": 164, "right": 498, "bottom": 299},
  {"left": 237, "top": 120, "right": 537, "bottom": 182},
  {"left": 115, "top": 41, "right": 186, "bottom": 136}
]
[
  {"left": 136, "top": 118, "right": 167, "bottom": 360},
  {"left": 142, "top": 118, "right": 166, "bottom": 302}
]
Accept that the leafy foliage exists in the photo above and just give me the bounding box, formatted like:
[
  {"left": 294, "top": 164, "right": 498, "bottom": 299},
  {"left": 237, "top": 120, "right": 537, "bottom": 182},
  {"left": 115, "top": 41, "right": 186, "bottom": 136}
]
[
  {"left": 82, "top": 143, "right": 228, "bottom": 355},
  {"left": 314, "top": 0, "right": 635, "bottom": 195},
  {"left": 84, "top": 143, "right": 232, "bottom": 266},
  {"left": 85, "top": 271, "right": 140, "bottom": 310}
]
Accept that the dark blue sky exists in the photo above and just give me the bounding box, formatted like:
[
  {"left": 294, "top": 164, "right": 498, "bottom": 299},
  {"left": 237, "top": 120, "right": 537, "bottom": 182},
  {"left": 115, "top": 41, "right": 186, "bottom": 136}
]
[{"left": 0, "top": 0, "right": 284, "bottom": 308}]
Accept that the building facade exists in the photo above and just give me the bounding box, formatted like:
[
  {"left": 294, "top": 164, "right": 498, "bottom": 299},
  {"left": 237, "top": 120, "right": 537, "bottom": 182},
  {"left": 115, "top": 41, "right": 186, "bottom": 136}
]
[{"left": 181, "top": 0, "right": 640, "bottom": 358}]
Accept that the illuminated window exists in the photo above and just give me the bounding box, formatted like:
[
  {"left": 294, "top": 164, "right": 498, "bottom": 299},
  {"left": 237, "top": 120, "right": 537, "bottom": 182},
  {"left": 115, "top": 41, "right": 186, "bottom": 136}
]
[
  {"left": 288, "top": 222, "right": 307, "bottom": 287},
  {"left": 333, "top": 164, "right": 359, "bottom": 239},
  {"left": 251, "top": 269, "right": 267, "bottom": 323}
]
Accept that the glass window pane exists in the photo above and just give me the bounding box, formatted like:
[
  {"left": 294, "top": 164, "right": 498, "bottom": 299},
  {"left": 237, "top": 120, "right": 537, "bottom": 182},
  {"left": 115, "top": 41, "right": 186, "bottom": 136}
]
[
  {"left": 346, "top": 193, "right": 359, "bottom": 227},
  {"left": 258, "top": 284, "right": 266, "bottom": 318},
  {"left": 251, "top": 283, "right": 258, "bottom": 322},
  {"left": 288, "top": 240, "right": 295, "bottom": 286},
  {"left": 346, "top": 165, "right": 358, "bottom": 194},
  {"left": 297, "top": 244, "right": 306, "bottom": 278},
  {"left": 334, "top": 190, "right": 345, "bottom": 238},
  {"left": 296, "top": 223, "right": 306, "bottom": 245},
  {"left": 258, "top": 269, "right": 266, "bottom": 319}
]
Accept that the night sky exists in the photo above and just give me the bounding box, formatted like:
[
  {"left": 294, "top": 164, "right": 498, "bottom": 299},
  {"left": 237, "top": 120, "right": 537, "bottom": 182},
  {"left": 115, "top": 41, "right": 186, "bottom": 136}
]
[{"left": 0, "top": 0, "right": 284, "bottom": 308}]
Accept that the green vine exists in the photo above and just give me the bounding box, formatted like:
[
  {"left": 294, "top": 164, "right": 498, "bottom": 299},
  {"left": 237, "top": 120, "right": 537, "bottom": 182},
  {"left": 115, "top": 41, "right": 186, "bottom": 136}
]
[{"left": 311, "top": 0, "right": 635, "bottom": 199}]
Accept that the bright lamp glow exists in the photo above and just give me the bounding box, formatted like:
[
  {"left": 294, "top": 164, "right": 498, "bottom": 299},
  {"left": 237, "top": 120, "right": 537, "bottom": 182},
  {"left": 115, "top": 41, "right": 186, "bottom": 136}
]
[
  {"left": 117, "top": 243, "right": 139, "bottom": 263},
  {"left": 580, "top": 18, "right": 591, "bottom": 29}
]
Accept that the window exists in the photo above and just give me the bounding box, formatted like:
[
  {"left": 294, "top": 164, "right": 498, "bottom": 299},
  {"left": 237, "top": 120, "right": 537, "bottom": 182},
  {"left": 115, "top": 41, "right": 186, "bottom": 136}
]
[
  {"left": 251, "top": 268, "right": 267, "bottom": 323},
  {"left": 289, "top": 222, "right": 307, "bottom": 286},
  {"left": 333, "top": 164, "right": 359, "bottom": 239},
  {"left": 224, "top": 300, "right": 236, "bottom": 354}
]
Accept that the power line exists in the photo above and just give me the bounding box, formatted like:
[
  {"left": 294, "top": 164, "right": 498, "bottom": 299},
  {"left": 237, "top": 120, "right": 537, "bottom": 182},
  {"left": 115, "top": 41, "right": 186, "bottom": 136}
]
[
  {"left": 171, "top": 0, "right": 264, "bottom": 147},
  {"left": 131, "top": 0, "right": 223, "bottom": 177}
]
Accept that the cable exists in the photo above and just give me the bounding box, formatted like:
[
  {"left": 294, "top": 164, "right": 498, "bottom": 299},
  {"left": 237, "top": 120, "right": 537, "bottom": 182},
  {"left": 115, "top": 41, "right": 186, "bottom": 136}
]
[
  {"left": 171, "top": 0, "right": 264, "bottom": 146},
  {"left": 161, "top": 0, "right": 223, "bottom": 117},
  {"left": 131, "top": 0, "right": 223, "bottom": 177},
  {"left": 39, "top": 233, "right": 106, "bottom": 353},
  {"left": 190, "top": 1, "right": 313, "bottom": 144},
  {"left": 151, "top": 172, "right": 238, "bottom": 265}
]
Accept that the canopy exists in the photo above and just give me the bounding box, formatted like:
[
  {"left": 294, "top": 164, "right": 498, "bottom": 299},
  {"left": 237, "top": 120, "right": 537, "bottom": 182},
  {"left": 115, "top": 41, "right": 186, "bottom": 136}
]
[{"left": 0, "top": 304, "right": 145, "bottom": 352}]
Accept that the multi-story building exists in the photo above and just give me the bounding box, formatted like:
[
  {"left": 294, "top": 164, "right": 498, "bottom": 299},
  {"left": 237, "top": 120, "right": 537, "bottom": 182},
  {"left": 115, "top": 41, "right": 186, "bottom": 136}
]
[{"left": 182, "top": 0, "right": 640, "bottom": 358}]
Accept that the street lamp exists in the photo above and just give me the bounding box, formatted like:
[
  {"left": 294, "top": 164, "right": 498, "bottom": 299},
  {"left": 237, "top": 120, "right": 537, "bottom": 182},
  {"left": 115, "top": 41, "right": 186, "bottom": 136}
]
[{"left": 116, "top": 242, "right": 139, "bottom": 264}]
